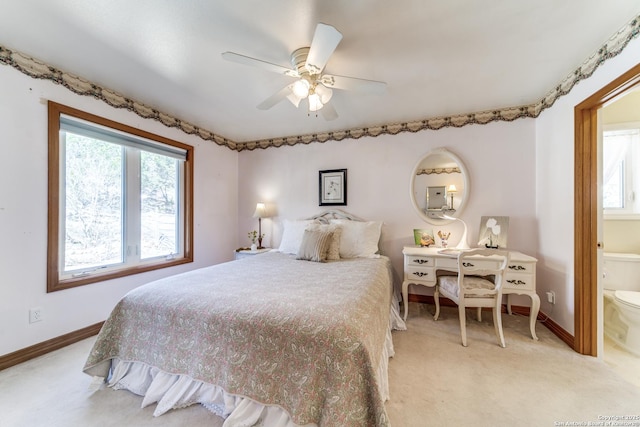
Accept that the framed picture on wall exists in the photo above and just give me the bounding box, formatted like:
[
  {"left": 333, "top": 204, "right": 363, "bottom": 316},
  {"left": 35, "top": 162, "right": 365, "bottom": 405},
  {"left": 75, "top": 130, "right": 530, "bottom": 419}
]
[{"left": 319, "top": 169, "right": 347, "bottom": 206}]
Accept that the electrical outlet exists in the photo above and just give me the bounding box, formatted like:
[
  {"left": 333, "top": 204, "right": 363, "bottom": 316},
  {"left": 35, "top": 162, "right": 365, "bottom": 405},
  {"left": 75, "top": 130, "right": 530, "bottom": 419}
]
[
  {"left": 29, "top": 307, "right": 43, "bottom": 323},
  {"left": 546, "top": 291, "right": 556, "bottom": 304}
]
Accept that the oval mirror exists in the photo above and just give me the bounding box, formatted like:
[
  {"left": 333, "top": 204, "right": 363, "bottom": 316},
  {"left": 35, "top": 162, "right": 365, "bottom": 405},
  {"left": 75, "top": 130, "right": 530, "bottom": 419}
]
[{"left": 410, "top": 147, "right": 470, "bottom": 225}]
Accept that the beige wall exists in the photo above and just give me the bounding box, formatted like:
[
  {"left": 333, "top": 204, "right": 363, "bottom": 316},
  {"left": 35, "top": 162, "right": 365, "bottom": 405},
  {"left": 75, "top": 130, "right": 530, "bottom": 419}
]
[
  {"left": 602, "top": 87, "right": 640, "bottom": 254},
  {"left": 603, "top": 89, "right": 640, "bottom": 124},
  {"left": 603, "top": 221, "right": 640, "bottom": 253}
]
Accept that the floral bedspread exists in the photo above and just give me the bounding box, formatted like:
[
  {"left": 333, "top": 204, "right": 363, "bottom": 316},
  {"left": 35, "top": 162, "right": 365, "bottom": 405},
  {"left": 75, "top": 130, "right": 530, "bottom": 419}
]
[{"left": 83, "top": 252, "right": 393, "bottom": 427}]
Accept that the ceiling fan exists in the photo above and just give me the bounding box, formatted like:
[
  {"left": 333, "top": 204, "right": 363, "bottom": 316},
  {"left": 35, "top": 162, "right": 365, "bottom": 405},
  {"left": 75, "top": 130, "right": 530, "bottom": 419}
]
[{"left": 221, "top": 23, "right": 386, "bottom": 121}]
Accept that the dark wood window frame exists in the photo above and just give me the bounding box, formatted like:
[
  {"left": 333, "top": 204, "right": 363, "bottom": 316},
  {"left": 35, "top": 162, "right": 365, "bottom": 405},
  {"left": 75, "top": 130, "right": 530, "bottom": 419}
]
[{"left": 47, "top": 101, "right": 194, "bottom": 292}]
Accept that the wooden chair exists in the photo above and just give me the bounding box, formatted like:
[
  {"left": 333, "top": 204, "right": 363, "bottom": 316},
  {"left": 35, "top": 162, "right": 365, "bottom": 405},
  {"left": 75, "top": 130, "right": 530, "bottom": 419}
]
[{"left": 434, "top": 249, "right": 510, "bottom": 347}]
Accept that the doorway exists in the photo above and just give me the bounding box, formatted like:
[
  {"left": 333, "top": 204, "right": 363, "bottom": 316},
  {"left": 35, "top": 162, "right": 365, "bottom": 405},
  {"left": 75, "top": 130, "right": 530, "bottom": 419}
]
[{"left": 575, "top": 63, "right": 640, "bottom": 356}]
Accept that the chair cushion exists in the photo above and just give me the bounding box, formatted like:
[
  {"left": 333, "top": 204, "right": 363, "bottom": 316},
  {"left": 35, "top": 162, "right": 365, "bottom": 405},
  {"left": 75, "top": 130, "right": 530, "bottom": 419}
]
[
  {"left": 438, "top": 276, "right": 460, "bottom": 298},
  {"left": 438, "top": 275, "right": 496, "bottom": 298}
]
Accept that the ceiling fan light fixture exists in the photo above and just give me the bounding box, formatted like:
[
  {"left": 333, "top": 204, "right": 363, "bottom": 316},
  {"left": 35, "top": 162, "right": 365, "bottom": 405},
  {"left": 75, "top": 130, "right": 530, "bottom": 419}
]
[
  {"left": 292, "top": 79, "right": 310, "bottom": 98},
  {"left": 223, "top": 23, "right": 386, "bottom": 121},
  {"left": 315, "top": 84, "right": 333, "bottom": 104},
  {"left": 308, "top": 92, "right": 324, "bottom": 112},
  {"left": 286, "top": 93, "right": 303, "bottom": 107}
]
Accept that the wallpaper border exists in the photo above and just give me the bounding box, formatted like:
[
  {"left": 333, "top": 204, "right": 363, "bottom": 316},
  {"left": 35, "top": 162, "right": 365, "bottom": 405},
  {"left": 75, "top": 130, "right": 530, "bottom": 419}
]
[
  {"left": 0, "top": 46, "right": 237, "bottom": 151},
  {"left": 1, "top": 14, "right": 638, "bottom": 152}
]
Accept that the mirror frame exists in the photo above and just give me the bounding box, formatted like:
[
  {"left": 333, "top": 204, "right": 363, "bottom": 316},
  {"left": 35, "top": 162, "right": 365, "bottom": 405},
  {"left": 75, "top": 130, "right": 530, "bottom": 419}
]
[{"left": 409, "top": 147, "right": 470, "bottom": 225}]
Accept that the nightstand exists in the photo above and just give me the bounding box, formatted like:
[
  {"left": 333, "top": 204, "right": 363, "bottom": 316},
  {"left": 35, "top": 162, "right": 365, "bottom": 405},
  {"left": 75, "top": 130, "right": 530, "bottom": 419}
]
[{"left": 234, "top": 248, "right": 271, "bottom": 260}]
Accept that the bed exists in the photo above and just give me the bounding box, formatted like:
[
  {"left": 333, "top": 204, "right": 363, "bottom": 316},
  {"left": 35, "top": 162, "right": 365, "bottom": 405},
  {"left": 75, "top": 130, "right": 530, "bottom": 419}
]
[{"left": 83, "top": 210, "right": 405, "bottom": 427}]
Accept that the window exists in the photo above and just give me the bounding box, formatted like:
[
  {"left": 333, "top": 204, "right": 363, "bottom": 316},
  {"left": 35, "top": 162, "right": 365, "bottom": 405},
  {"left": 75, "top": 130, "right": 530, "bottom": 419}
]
[
  {"left": 48, "top": 102, "right": 193, "bottom": 292},
  {"left": 603, "top": 125, "right": 640, "bottom": 217}
]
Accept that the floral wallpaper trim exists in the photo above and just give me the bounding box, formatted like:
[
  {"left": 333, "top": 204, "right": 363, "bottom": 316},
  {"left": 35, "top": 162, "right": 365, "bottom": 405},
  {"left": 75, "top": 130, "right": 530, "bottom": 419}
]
[
  {"left": 0, "top": 14, "right": 638, "bottom": 152},
  {"left": 237, "top": 14, "right": 639, "bottom": 151},
  {"left": 0, "top": 46, "right": 237, "bottom": 151},
  {"left": 417, "top": 167, "right": 461, "bottom": 175}
]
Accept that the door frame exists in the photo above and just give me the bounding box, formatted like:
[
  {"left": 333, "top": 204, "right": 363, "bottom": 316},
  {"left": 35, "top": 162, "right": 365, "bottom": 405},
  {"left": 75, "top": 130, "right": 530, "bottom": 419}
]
[{"left": 574, "top": 63, "right": 640, "bottom": 356}]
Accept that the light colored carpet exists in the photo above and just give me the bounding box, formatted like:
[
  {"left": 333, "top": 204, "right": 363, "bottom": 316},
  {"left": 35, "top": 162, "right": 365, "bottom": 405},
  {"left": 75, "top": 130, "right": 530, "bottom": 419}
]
[{"left": 1, "top": 303, "right": 639, "bottom": 426}]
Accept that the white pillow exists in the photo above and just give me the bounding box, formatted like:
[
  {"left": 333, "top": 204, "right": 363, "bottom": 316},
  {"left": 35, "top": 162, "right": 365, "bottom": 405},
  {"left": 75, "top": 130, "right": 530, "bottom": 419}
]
[
  {"left": 306, "top": 223, "right": 342, "bottom": 260},
  {"left": 278, "top": 219, "right": 318, "bottom": 254},
  {"left": 329, "top": 219, "right": 382, "bottom": 258}
]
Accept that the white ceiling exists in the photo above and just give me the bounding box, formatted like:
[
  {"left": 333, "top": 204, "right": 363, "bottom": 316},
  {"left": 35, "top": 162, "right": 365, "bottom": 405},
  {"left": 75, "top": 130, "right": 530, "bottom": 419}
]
[{"left": 2, "top": 1, "right": 640, "bottom": 144}]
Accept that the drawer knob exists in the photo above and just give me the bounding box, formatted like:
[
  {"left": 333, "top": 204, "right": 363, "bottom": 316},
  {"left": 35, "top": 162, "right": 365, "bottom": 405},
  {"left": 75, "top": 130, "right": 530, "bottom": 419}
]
[
  {"left": 412, "top": 271, "right": 430, "bottom": 277},
  {"left": 509, "top": 265, "right": 526, "bottom": 271},
  {"left": 413, "top": 259, "right": 430, "bottom": 265},
  {"left": 462, "top": 262, "right": 474, "bottom": 267},
  {"left": 507, "top": 279, "right": 526, "bottom": 285}
]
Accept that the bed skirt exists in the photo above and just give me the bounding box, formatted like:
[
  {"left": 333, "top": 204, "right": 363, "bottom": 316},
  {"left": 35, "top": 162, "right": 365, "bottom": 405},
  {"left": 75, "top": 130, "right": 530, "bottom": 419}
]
[{"left": 102, "top": 324, "right": 397, "bottom": 427}]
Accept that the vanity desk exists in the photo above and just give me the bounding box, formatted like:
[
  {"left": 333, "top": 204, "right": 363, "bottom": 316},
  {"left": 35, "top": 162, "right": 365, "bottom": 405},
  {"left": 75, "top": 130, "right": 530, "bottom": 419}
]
[{"left": 402, "top": 245, "right": 540, "bottom": 340}]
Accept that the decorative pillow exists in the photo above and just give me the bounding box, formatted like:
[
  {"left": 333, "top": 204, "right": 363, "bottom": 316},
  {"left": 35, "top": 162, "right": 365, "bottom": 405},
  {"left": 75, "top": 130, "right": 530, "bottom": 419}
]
[
  {"left": 329, "top": 219, "right": 382, "bottom": 258},
  {"left": 278, "top": 219, "right": 318, "bottom": 254},
  {"left": 296, "top": 229, "right": 334, "bottom": 262},
  {"left": 306, "top": 223, "right": 342, "bottom": 260}
]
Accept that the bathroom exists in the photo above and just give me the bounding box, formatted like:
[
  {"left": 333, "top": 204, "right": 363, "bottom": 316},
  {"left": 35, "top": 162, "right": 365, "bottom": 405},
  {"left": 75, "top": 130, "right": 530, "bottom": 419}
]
[{"left": 601, "top": 88, "right": 640, "bottom": 387}]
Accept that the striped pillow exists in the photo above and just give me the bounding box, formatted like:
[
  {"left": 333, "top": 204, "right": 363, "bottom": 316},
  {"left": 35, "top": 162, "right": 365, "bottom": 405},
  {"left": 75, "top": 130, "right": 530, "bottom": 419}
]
[
  {"left": 305, "top": 223, "right": 342, "bottom": 260},
  {"left": 296, "top": 230, "right": 334, "bottom": 262}
]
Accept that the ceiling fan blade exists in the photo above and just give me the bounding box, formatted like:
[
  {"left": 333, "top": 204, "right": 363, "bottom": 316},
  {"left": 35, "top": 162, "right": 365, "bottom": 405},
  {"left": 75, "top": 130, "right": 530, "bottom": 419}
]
[
  {"left": 321, "top": 102, "right": 338, "bottom": 121},
  {"left": 321, "top": 74, "right": 387, "bottom": 95},
  {"left": 257, "top": 85, "right": 294, "bottom": 110},
  {"left": 222, "top": 52, "right": 298, "bottom": 77},
  {"left": 305, "top": 23, "right": 343, "bottom": 74}
]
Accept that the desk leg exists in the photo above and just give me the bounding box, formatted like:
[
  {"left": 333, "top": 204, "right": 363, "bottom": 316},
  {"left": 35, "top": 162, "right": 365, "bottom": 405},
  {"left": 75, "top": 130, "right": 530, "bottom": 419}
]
[
  {"left": 506, "top": 294, "right": 513, "bottom": 315},
  {"left": 402, "top": 281, "right": 409, "bottom": 321},
  {"left": 529, "top": 293, "right": 540, "bottom": 341}
]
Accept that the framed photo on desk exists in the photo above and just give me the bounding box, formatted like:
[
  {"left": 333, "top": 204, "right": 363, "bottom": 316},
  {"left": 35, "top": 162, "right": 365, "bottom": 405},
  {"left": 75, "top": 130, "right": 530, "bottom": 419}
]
[{"left": 478, "top": 216, "right": 509, "bottom": 248}]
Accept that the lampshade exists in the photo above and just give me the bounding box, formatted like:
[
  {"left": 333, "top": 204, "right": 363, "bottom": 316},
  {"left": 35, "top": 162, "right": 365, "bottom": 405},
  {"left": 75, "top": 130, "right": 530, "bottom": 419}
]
[
  {"left": 315, "top": 84, "right": 333, "bottom": 104},
  {"left": 292, "top": 79, "right": 310, "bottom": 98},
  {"left": 286, "top": 89, "right": 304, "bottom": 107},
  {"left": 447, "top": 184, "right": 457, "bottom": 193},
  {"left": 308, "top": 93, "right": 323, "bottom": 112},
  {"left": 253, "top": 202, "right": 268, "bottom": 219}
]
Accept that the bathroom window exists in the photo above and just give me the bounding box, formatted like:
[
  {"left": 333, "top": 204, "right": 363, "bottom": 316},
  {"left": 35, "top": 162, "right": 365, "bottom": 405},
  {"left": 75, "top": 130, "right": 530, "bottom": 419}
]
[{"left": 603, "top": 125, "right": 640, "bottom": 217}]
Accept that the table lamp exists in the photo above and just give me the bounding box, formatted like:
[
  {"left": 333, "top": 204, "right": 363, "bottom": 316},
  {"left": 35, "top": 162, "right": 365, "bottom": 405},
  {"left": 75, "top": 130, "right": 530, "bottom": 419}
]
[
  {"left": 447, "top": 184, "right": 457, "bottom": 210},
  {"left": 252, "top": 203, "right": 269, "bottom": 249},
  {"left": 442, "top": 211, "right": 470, "bottom": 250}
]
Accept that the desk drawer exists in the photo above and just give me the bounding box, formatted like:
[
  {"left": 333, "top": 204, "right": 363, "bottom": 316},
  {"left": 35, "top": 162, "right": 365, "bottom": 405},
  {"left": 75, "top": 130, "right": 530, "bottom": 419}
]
[
  {"left": 504, "top": 273, "right": 534, "bottom": 291},
  {"left": 435, "top": 257, "right": 457, "bottom": 269},
  {"left": 405, "top": 266, "right": 436, "bottom": 282},
  {"left": 437, "top": 257, "right": 499, "bottom": 270},
  {"left": 507, "top": 262, "right": 535, "bottom": 275},
  {"left": 406, "top": 256, "right": 435, "bottom": 267}
]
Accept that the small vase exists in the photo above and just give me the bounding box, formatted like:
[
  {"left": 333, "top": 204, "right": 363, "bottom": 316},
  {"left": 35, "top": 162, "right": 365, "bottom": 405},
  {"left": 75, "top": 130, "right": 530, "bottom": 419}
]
[
  {"left": 251, "top": 243, "right": 257, "bottom": 251},
  {"left": 441, "top": 239, "right": 448, "bottom": 249}
]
